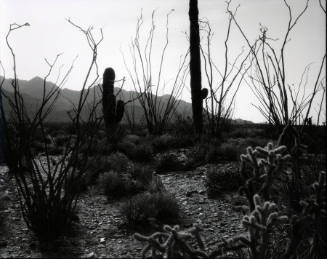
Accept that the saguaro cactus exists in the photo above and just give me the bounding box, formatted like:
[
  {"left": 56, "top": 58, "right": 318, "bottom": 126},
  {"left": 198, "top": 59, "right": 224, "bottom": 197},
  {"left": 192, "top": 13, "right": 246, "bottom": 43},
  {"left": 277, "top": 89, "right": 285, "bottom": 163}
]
[
  {"left": 102, "top": 67, "right": 125, "bottom": 140},
  {"left": 189, "top": 0, "right": 207, "bottom": 135}
]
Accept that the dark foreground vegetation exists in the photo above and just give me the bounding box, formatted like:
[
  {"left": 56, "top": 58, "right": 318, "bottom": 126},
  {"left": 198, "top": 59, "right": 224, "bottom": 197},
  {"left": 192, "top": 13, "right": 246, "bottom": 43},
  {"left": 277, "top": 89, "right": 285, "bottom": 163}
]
[{"left": 1, "top": 120, "right": 326, "bottom": 258}]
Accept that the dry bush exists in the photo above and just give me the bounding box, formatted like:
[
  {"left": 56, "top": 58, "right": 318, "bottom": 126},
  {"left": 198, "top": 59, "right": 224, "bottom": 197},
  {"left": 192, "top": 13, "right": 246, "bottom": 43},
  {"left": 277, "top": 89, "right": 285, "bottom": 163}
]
[
  {"left": 206, "top": 166, "right": 242, "bottom": 197},
  {"left": 121, "top": 191, "right": 181, "bottom": 228}
]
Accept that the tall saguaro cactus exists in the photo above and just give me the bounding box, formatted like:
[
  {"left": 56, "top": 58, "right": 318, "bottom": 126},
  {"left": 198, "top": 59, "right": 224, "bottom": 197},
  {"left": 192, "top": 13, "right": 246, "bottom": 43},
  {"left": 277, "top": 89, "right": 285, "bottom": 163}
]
[
  {"left": 189, "top": 0, "right": 206, "bottom": 135},
  {"left": 102, "top": 67, "right": 125, "bottom": 141}
]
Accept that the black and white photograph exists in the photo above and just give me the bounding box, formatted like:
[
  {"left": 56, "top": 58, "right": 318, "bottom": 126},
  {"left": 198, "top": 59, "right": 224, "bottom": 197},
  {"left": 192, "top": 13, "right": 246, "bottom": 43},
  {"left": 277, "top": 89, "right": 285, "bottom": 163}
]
[{"left": 0, "top": 0, "right": 326, "bottom": 258}]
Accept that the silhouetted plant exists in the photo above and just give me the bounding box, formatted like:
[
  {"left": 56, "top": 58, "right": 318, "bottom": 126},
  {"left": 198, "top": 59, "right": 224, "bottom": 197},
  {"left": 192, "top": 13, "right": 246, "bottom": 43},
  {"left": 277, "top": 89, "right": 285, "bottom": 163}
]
[
  {"left": 189, "top": 0, "right": 207, "bottom": 135},
  {"left": 228, "top": 0, "right": 325, "bottom": 126},
  {"left": 123, "top": 11, "right": 188, "bottom": 135},
  {"left": 0, "top": 20, "right": 103, "bottom": 240},
  {"left": 239, "top": 143, "right": 291, "bottom": 210},
  {"left": 200, "top": 8, "right": 251, "bottom": 136},
  {"left": 102, "top": 67, "right": 125, "bottom": 142}
]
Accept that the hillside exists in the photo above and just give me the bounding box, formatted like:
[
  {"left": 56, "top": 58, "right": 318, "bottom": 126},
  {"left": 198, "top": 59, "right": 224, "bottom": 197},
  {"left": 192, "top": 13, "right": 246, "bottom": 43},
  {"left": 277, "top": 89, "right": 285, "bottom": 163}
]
[{"left": 0, "top": 76, "right": 193, "bottom": 123}]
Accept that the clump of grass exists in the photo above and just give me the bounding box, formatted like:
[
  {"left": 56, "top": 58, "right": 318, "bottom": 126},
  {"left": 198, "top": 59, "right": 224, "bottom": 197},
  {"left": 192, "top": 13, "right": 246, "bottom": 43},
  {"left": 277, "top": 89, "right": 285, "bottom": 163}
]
[
  {"left": 206, "top": 166, "right": 242, "bottom": 197},
  {"left": 121, "top": 191, "right": 180, "bottom": 228}
]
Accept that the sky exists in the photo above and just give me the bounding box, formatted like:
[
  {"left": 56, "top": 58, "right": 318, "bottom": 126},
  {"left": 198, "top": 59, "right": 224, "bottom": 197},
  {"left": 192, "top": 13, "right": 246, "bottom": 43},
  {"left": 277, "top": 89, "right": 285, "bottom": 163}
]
[{"left": 0, "top": 0, "right": 325, "bottom": 123}]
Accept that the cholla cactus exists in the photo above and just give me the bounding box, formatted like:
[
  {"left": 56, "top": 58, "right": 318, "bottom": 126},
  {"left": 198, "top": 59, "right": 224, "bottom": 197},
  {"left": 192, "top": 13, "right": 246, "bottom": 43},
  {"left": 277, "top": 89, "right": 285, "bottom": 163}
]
[
  {"left": 236, "top": 194, "right": 288, "bottom": 259},
  {"left": 134, "top": 224, "right": 206, "bottom": 259},
  {"left": 239, "top": 143, "right": 291, "bottom": 209},
  {"left": 284, "top": 171, "right": 326, "bottom": 258}
]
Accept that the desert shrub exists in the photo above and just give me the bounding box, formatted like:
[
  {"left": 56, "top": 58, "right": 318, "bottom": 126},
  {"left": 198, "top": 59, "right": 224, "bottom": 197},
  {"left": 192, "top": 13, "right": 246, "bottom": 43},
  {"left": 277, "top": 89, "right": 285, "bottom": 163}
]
[
  {"left": 206, "top": 166, "right": 242, "bottom": 197},
  {"left": 152, "top": 134, "right": 176, "bottom": 153},
  {"left": 117, "top": 140, "right": 137, "bottom": 158},
  {"left": 184, "top": 144, "right": 208, "bottom": 169},
  {"left": 204, "top": 143, "right": 222, "bottom": 163},
  {"left": 82, "top": 156, "right": 111, "bottom": 177},
  {"left": 121, "top": 191, "right": 180, "bottom": 227},
  {"left": 131, "top": 144, "right": 154, "bottom": 162},
  {"left": 107, "top": 152, "right": 131, "bottom": 172},
  {"left": 129, "top": 164, "right": 154, "bottom": 186},
  {"left": 98, "top": 171, "right": 143, "bottom": 199},
  {"left": 156, "top": 153, "right": 185, "bottom": 173},
  {"left": 216, "top": 142, "right": 240, "bottom": 161}
]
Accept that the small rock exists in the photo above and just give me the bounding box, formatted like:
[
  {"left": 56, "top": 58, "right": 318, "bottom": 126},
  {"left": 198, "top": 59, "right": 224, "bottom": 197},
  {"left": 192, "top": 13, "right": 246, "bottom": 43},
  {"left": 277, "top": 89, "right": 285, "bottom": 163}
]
[
  {"left": 83, "top": 252, "right": 96, "bottom": 258},
  {"left": 99, "top": 237, "right": 105, "bottom": 244}
]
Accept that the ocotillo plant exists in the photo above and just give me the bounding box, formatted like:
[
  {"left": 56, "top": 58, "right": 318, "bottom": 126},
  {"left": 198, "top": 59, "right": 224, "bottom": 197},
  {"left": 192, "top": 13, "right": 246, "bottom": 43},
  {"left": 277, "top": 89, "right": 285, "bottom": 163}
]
[{"left": 102, "top": 67, "right": 125, "bottom": 141}]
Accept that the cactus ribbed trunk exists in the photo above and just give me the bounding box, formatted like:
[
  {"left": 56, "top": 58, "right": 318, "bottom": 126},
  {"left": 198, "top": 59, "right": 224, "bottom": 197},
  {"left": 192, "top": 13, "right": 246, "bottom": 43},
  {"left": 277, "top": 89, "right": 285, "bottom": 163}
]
[
  {"left": 102, "top": 67, "right": 125, "bottom": 142},
  {"left": 189, "top": 0, "right": 203, "bottom": 135}
]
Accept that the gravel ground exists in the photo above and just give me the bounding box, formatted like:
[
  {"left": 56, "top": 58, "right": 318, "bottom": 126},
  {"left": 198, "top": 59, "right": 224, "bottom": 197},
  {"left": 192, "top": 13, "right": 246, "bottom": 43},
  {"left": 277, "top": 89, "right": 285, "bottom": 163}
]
[{"left": 0, "top": 163, "right": 245, "bottom": 258}]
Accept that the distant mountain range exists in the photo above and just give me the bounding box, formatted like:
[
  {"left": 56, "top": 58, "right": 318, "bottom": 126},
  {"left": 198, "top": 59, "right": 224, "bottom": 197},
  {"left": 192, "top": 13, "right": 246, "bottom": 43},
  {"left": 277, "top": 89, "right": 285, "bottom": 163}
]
[
  {"left": 0, "top": 76, "right": 253, "bottom": 125},
  {"left": 0, "top": 76, "right": 193, "bottom": 123}
]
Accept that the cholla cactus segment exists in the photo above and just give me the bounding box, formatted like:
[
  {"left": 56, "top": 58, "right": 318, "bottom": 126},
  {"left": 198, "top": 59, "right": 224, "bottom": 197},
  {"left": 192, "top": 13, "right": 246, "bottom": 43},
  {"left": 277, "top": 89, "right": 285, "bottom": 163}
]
[
  {"left": 134, "top": 224, "right": 207, "bottom": 259},
  {"left": 239, "top": 142, "right": 292, "bottom": 205},
  {"left": 238, "top": 194, "right": 289, "bottom": 258}
]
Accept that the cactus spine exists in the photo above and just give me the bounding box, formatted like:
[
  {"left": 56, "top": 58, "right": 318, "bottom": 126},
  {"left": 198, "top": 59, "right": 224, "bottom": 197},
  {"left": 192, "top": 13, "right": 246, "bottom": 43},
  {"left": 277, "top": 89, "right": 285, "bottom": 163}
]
[{"left": 102, "top": 67, "right": 125, "bottom": 140}]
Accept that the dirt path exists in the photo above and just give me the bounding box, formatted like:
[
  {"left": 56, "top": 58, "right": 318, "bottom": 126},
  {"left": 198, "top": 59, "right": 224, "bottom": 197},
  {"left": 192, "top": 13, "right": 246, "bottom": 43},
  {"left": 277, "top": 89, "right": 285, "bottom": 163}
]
[{"left": 0, "top": 164, "right": 244, "bottom": 258}]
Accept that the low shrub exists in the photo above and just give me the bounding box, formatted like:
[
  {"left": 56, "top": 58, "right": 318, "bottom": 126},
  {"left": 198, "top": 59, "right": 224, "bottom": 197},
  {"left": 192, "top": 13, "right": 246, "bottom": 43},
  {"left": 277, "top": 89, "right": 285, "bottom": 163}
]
[
  {"left": 129, "top": 164, "right": 154, "bottom": 186},
  {"left": 107, "top": 152, "right": 131, "bottom": 173},
  {"left": 156, "top": 153, "right": 185, "bottom": 173},
  {"left": 152, "top": 134, "right": 176, "bottom": 153},
  {"left": 131, "top": 144, "right": 154, "bottom": 162},
  {"left": 216, "top": 142, "right": 240, "bottom": 162},
  {"left": 98, "top": 171, "right": 143, "bottom": 200},
  {"left": 206, "top": 166, "right": 242, "bottom": 197},
  {"left": 117, "top": 141, "right": 137, "bottom": 158},
  {"left": 121, "top": 191, "right": 180, "bottom": 227},
  {"left": 184, "top": 144, "right": 208, "bottom": 169}
]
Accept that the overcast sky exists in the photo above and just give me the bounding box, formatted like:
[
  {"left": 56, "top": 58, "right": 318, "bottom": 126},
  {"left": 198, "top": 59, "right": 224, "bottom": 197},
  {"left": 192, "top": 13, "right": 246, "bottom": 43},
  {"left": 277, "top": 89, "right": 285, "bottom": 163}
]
[{"left": 0, "top": 0, "right": 325, "bottom": 123}]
